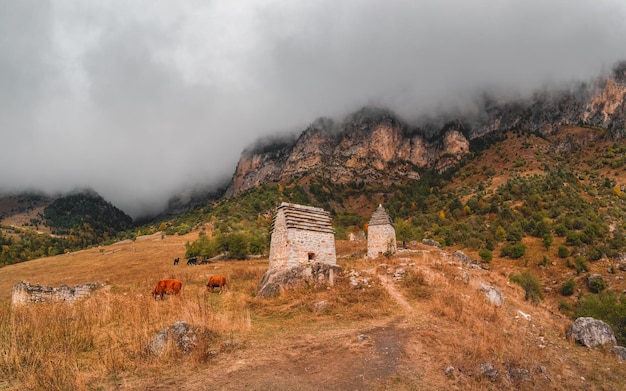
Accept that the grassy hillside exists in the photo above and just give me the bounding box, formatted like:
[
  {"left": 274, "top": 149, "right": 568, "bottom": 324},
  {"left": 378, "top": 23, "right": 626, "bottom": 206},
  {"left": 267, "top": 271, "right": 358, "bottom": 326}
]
[
  {"left": 2, "top": 126, "right": 626, "bottom": 389},
  {"left": 0, "top": 232, "right": 624, "bottom": 390}
]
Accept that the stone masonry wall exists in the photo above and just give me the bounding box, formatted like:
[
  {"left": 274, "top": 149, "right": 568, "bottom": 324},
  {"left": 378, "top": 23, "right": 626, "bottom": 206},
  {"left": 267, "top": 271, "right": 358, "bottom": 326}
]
[
  {"left": 12, "top": 281, "right": 103, "bottom": 305},
  {"left": 268, "top": 209, "right": 288, "bottom": 269},
  {"left": 284, "top": 229, "right": 336, "bottom": 268},
  {"left": 367, "top": 224, "right": 397, "bottom": 258}
]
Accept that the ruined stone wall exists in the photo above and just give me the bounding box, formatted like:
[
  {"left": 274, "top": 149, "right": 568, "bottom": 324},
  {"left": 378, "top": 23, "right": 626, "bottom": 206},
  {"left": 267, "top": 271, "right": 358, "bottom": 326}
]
[
  {"left": 12, "top": 281, "right": 103, "bottom": 305},
  {"left": 367, "top": 224, "right": 397, "bottom": 258}
]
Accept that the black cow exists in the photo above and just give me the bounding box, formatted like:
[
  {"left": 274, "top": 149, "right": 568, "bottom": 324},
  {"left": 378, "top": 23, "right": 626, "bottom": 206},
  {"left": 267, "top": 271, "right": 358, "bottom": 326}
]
[
  {"left": 173, "top": 257, "right": 179, "bottom": 265},
  {"left": 187, "top": 257, "right": 198, "bottom": 265}
]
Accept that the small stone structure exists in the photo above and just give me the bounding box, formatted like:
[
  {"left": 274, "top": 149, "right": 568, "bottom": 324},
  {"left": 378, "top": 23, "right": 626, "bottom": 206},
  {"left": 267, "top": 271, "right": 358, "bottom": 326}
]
[
  {"left": 367, "top": 204, "right": 397, "bottom": 258},
  {"left": 268, "top": 202, "right": 337, "bottom": 269},
  {"left": 12, "top": 281, "right": 103, "bottom": 305},
  {"left": 258, "top": 202, "right": 340, "bottom": 297}
]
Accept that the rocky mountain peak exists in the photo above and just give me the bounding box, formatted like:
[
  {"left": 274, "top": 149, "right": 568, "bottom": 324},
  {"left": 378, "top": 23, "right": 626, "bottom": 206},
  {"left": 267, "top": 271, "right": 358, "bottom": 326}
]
[{"left": 226, "top": 63, "right": 626, "bottom": 196}]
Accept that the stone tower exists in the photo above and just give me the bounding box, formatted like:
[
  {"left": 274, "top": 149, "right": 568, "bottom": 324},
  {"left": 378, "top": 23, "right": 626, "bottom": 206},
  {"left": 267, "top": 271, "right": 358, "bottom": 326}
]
[
  {"left": 367, "top": 204, "right": 397, "bottom": 258},
  {"left": 268, "top": 202, "right": 337, "bottom": 269}
]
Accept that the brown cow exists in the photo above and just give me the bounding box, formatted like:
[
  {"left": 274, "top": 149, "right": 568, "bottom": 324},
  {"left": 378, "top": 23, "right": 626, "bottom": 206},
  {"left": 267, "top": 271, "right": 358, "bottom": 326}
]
[
  {"left": 206, "top": 275, "right": 226, "bottom": 294},
  {"left": 153, "top": 279, "right": 183, "bottom": 300}
]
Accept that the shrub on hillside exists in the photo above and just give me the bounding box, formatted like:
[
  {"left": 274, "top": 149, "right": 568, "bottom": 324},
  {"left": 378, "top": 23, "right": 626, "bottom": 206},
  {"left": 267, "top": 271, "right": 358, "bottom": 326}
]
[
  {"left": 501, "top": 242, "right": 526, "bottom": 259},
  {"left": 561, "top": 278, "right": 576, "bottom": 296},
  {"left": 587, "top": 246, "right": 603, "bottom": 261},
  {"left": 509, "top": 270, "right": 543, "bottom": 304},
  {"left": 558, "top": 245, "right": 570, "bottom": 258},
  {"left": 478, "top": 249, "right": 493, "bottom": 263},
  {"left": 574, "top": 256, "right": 589, "bottom": 275},
  {"left": 588, "top": 276, "right": 607, "bottom": 293},
  {"left": 177, "top": 223, "right": 191, "bottom": 235}
]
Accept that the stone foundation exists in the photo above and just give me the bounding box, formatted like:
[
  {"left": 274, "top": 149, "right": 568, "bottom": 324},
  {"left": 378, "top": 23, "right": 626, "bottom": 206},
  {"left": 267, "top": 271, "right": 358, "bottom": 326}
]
[{"left": 257, "top": 262, "right": 341, "bottom": 298}]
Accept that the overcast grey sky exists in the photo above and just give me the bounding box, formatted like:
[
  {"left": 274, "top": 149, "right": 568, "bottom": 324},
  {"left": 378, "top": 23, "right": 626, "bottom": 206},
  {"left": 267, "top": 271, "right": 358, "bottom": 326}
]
[{"left": 1, "top": 0, "right": 626, "bottom": 218}]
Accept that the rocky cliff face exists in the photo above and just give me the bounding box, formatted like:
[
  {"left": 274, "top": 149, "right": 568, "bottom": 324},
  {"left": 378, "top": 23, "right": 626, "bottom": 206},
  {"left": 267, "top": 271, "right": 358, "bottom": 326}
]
[{"left": 227, "top": 62, "right": 626, "bottom": 196}]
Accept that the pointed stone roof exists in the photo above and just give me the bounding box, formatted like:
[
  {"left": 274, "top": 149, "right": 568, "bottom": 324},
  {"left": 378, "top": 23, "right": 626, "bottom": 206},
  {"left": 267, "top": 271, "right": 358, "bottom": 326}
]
[
  {"left": 368, "top": 204, "right": 393, "bottom": 226},
  {"left": 272, "top": 202, "right": 334, "bottom": 234}
]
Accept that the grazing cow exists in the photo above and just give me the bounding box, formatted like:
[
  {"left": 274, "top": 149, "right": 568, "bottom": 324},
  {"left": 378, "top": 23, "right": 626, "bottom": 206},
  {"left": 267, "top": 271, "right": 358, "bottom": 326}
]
[
  {"left": 173, "top": 257, "right": 179, "bottom": 265},
  {"left": 187, "top": 257, "right": 197, "bottom": 265},
  {"left": 206, "top": 275, "right": 227, "bottom": 294},
  {"left": 153, "top": 279, "right": 183, "bottom": 300}
]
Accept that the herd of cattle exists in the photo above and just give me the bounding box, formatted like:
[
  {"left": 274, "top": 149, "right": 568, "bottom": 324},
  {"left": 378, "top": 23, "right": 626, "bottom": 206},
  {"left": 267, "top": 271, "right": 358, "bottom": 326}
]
[
  {"left": 173, "top": 257, "right": 209, "bottom": 266},
  {"left": 152, "top": 257, "right": 227, "bottom": 300}
]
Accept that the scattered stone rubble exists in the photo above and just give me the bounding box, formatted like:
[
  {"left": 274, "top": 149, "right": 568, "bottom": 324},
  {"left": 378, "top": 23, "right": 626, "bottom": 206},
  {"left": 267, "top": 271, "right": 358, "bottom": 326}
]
[{"left": 347, "top": 269, "right": 373, "bottom": 289}]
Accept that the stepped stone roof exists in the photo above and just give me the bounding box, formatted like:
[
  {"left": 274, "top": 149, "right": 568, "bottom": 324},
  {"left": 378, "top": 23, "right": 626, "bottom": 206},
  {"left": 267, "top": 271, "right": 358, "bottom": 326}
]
[
  {"left": 272, "top": 202, "right": 334, "bottom": 234},
  {"left": 368, "top": 204, "right": 393, "bottom": 226}
]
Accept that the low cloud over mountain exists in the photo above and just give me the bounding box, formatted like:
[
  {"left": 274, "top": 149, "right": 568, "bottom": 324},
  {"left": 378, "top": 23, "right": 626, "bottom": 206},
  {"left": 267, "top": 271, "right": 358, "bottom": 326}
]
[{"left": 1, "top": 0, "right": 626, "bottom": 218}]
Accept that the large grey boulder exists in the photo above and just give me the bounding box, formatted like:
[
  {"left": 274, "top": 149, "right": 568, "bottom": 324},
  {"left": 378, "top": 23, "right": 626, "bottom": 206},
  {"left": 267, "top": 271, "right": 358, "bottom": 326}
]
[
  {"left": 566, "top": 317, "right": 617, "bottom": 347},
  {"left": 147, "top": 321, "right": 197, "bottom": 356}
]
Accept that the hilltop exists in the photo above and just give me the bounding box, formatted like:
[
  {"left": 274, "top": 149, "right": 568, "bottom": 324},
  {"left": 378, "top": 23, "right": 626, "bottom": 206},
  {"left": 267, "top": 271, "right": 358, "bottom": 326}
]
[{"left": 0, "top": 191, "right": 132, "bottom": 264}]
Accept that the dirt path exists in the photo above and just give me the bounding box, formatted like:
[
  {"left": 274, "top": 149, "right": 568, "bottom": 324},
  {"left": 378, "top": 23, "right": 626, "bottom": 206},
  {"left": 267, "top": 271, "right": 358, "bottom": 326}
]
[
  {"left": 376, "top": 273, "right": 415, "bottom": 318},
  {"left": 136, "top": 269, "right": 430, "bottom": 391}
]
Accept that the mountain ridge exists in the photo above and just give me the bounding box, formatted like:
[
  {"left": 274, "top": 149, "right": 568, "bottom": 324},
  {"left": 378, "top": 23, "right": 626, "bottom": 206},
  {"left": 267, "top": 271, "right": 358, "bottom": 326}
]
[{"left": 227, "top": 62, "right": 626, "bottom": 196}]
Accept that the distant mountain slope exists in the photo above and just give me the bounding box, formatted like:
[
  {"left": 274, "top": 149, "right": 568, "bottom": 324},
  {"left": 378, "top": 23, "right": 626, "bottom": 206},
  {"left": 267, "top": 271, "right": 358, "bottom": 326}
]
[
  {"left": 44, "top": 191, "right": 133, "bottom": 239},
  {"left": 0, "top": 190, "right": 133, "bottom": 265},
  {"left": 0, "top": 193, "right": 52, "bottom": 233},
  {"left": 227, "top": 62, "right": 626, "bottom": 196}
]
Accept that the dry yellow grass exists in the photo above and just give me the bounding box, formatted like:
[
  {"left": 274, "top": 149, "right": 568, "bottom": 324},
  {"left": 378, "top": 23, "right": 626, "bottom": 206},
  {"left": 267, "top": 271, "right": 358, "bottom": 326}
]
[{"left": 1, "top": 232, "right": 625, "bottom": 390}]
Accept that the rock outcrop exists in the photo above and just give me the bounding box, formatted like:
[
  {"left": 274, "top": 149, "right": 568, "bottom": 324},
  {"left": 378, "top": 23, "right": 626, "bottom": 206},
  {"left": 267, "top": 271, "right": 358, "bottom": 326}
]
[
  {"left": 227, "top": 108, "right": 470, "bottom": 196},
  {"left": 226, "top": 62, "right": 626, "bottom": 196},
  {"left": 147, "top": 321, "right": 197, "bottom": 356},
  {"left": 479, "top": 283, "right": 504, "bottom": 307},
  {"left": 566, "top": 317, "right": 617, "bottom": 347},
  {"left": 257, "top": 262, "right": 341, "bottom": 298}
]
